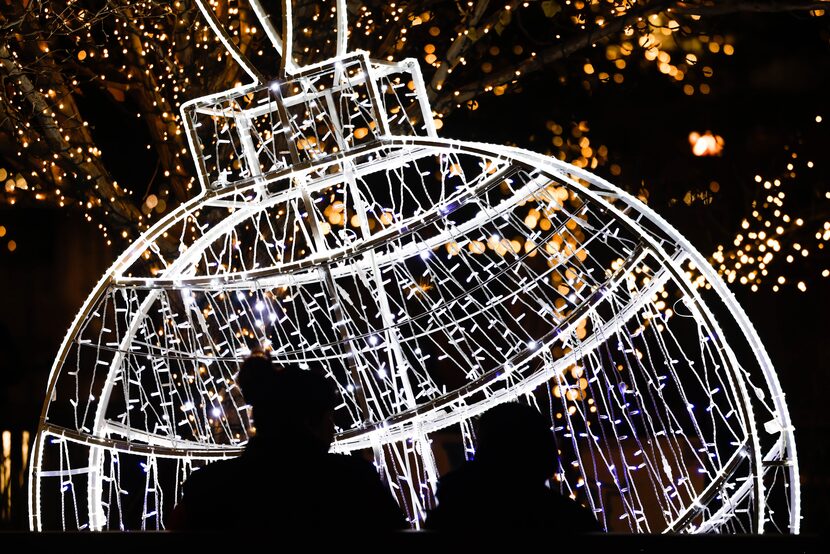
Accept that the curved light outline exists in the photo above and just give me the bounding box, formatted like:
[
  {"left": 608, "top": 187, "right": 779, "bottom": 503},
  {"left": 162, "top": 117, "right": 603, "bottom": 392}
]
[
  {"left": 30, "top": 137, "right": 798, "bottom": 533},
  {"left": 28, "top": 0, "right": 798, "bottom": 530}
]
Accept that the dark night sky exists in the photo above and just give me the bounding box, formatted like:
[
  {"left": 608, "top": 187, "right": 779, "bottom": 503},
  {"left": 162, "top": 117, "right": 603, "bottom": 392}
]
[{"left": 1, "top": 11, "right": 828, "bottom": 532}]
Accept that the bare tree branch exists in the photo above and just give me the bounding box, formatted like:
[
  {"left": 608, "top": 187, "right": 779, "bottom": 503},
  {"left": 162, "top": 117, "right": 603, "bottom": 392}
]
[
  {"left": 0, "top": 0, "right": 826, "bottom": 246},
  {"left": 432, "top": 0, "right": 827, "bottom": 113},
  {"left": 674, "top": 0, "right": 829, "bottom": 16},
  {"left": 428, "top": 0, "right": 493, "bottom": 95},
  {"left": 432, "top": 0, "right": 676, "bottom": 112},
  {"left": 0, "top": 41, "right": 143, "bottom": 227}
]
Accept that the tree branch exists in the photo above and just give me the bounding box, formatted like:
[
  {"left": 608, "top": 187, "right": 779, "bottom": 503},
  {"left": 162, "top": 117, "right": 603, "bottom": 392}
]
[
  {"left": 428, "top": 0, "right": 493, "bottom": 95},
  {"left": 0, "top": 23, "right": 143, "bottom": 229},
  {"left": 433, "top": 0, "right": 674, "bottom": 113},
  {"left": 674, "top": 0, "right": 829, "bottom": 16},
  {"left": 433, "top": 0, "right": 827, "bottom": 114}
]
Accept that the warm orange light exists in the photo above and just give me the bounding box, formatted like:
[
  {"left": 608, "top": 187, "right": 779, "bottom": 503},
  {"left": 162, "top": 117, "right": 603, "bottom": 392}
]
[{"left": 689, "top": 131, "right": 724, "bottom": 156}]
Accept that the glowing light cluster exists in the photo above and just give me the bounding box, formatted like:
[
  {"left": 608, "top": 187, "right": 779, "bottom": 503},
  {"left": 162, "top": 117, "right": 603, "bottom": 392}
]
[
  {"left": 689, "top": 131, "right": 724, "bottom": 157},
  {"left": 4, "top": 0, "right": 816, "bottom": 250},
  {"left": 710, "top": 114, "right": 827, "bottom": 292}
]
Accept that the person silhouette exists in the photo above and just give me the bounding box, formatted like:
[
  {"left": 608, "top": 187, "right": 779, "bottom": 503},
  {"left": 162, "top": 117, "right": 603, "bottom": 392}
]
[
  {"left": 425, "top": 402, "right": 602, "bottom": 532},
  {"left": 170, "top": 351, "right": 407, "bottom": 531}
]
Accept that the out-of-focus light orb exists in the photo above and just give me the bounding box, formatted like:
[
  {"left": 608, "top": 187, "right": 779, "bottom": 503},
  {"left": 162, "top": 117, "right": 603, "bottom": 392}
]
[{"left": 689, "top": 131, "right": 724, "bottom": 157}]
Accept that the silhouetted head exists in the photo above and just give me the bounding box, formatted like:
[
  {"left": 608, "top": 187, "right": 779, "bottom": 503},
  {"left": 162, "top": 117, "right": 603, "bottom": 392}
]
[
  {"left": 237, "top": 352, "right": 338, "bottom": 451},
  {"left": 475, "top": 402, "right": 558, "bottom": 484}
]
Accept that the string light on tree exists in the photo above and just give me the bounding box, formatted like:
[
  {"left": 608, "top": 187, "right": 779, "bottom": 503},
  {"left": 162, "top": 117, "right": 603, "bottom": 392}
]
[
  {"left": 711, "top": 114, "right": 828, "bottom": 293},
  {"left": 5, "top": 1, "right": 822, "bottom": 243}
]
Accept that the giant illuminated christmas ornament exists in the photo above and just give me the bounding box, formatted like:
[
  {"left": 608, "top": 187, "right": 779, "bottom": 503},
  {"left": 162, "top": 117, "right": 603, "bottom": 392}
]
[{"left": 29, "top": 0, "right": 799, "bottom": 533}]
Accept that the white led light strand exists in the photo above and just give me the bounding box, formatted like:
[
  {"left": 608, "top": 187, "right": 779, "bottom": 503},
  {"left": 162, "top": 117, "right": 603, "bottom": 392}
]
[{"left": 29, "top": 0, "right": 798, "bottom": 534}]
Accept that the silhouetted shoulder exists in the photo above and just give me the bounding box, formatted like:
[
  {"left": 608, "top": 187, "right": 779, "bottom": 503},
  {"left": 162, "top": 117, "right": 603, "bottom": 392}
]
[
  {"left": 189, "top": 456, "right": 247, "bottom": 482},
  {"left": 544, "top": 490, "right": 603, "bottom": 532},
  {"left": 325, "top": 452, "right": 377, "bottom": 472},
  {"left": 171, "top": 457, "right": 248, "bottom": 530},
  {"left": 425, "top": 462, "right": 491, "bottom": 530},
  {"left": 426, "top": 461, "right": 601, "bottom": 532},
  {"left": 322, "top": 453, "right": 408, "bottom": 529}
]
